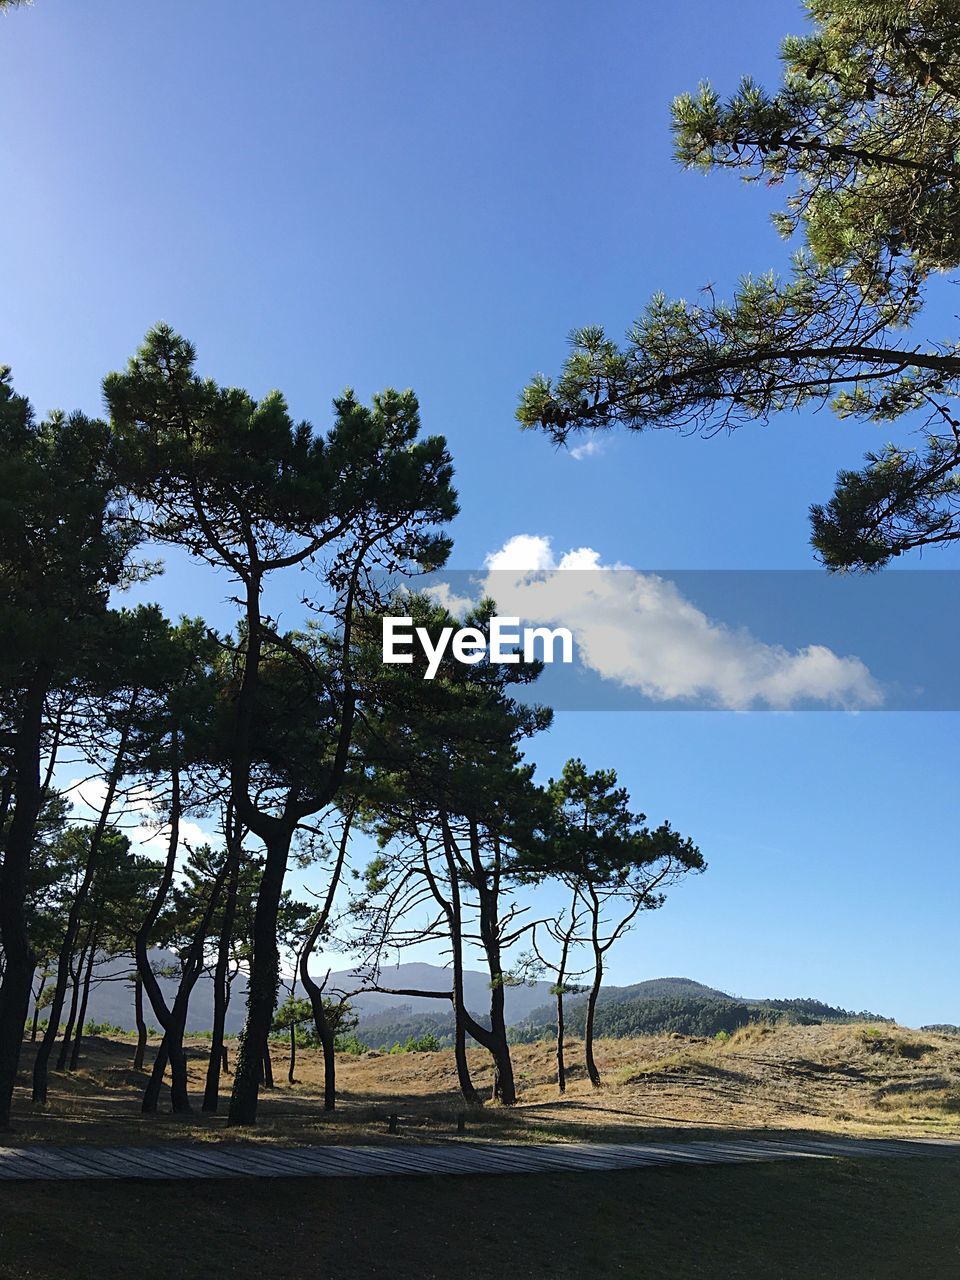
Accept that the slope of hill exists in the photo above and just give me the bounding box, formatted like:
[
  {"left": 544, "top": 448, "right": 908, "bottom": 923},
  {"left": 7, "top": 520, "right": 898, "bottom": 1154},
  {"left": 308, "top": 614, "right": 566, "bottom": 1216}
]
[
  {"left": 63, "top": 956, "right": 554, "bottom": 1036},
  {"left": 513, "top": 985, "right": 894, "bottom": 1044},
  {"left": 60, "top": 955, "right": 895, "bottom": 1043},
  {"left": 15, "top": 1020, "right": 960, "bottom": 1148},
  {"left": 595, "top": 977, "right": 735, "bottom": 1004}
]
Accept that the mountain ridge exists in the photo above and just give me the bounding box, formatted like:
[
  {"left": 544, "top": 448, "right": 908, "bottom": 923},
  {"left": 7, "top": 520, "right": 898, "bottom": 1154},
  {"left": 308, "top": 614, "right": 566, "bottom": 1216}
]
[{"left": 60, "top": 955, "right": 895, "bottom": 1038}]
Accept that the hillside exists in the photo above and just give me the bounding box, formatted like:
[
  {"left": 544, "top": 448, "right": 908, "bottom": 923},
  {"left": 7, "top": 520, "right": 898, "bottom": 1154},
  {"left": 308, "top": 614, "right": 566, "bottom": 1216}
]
[
  {"left": 65, "top": 956, "right": 897, "bottom": 1047},
  {"left": 511, "top": 979, "right": 893, "bottom": 1045},
  {"left": 11, "top": 1020, "right": 960, "bottom": 1149},
  {"left": 595, "top": 977, "right": 735, "bottom": 1003},
  {"left": 65, "top": 955, "right": 554, "bottom": 1035}
]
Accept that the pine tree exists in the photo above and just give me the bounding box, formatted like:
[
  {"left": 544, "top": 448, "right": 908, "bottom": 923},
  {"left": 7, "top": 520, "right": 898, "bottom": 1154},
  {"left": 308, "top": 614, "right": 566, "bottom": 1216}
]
[{"left": 519, "top": 1, "right": 960, "bottom": 568}]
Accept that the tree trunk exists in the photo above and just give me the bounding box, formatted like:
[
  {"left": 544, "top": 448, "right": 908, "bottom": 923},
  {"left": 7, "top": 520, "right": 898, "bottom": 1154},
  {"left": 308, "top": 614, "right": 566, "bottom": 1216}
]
[
  {"left": 142, "top": 1016, "right": 191, "bottom": 1114},
  {"left": 469, "top": 827, "right": 516, "bottom": 1106},
  {"left": 142, "top": 1036, "right": 169, "bottom": 1113},
  {"left": 288, "top": 1024, "right": 296, "bottom": 1084},
  {"left": 487, "top": 972, "right": 516, "bottom": 1105},
  {"left": 134, "top": 741, "right": 191, "bottom": 1109},
  {"left": 57, "top": 939, "right": 87, "bottom": 1071},
  {"left": 556, "top": 990, "right": 566, "bottom": 1094},
  {"left": 30, "top": 978, "right": 45, "bottom": 1043},
  {"left": 438, "top": 823, "right": 481, "bottom": 1107},
  {"left": 225, "top": 556, "right": 355, "bottom": 1125},
  {"left": 318, "top": 1009, "right": 336, "bottom": 1111},
  {"left": 300, "top": 956, "right": 335, "bottom": 1109},
  {"left": 142, "top": 869, "right": 226, "bottom": 1114},
  {"left": 0, "top": 668, "right": 48, "bottom": 1130},
  {"left": 261, "top": 1045, "right": 275, "bottom": 1089},
  {"left": 451, "top": 970, "right": 480, "bottom": 1106},
  {"left": 33, "top": 700, "right": 136, "bottom": 1105},
  {"left": 228, "top": 832, "right": 289, "bottom": 1124},
  {"left": 584, "top": 950, "right": 603, "bottom": 1088},
  {"left": 299, "top": 810, "right": 351, "bottom": 1112},
  {"left": 25, "top": 962, "right": 36, "bottom": 1042},
  {"left": 133, "top": 972, "right": 147, "bottom": 1072},
  {"left": 68, "top": 934, "right": 99, "bottom": 1070},
  {"left": 447, "top": 861, "right": 481, "bottom": 1107},
  {"left": 202, "top": 840, "right": 240, "bottom": 1113}
]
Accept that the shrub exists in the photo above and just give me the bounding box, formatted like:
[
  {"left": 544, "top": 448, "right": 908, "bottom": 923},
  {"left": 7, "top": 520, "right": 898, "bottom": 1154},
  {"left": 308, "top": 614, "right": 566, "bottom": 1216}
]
[
  {"left": 335, "top": 1033, "right": 368, "bottom": 1055},
  {"left": 387, "top": 1034, "right": 442, "bottom": 1054}
]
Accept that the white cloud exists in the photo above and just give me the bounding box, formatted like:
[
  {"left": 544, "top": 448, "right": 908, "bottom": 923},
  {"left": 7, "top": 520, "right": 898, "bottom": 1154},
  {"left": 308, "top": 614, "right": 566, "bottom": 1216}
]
[
  {"left": 62, "top": 776, "right": 216, "bottom": 860},
  {"left": 446, "top": 534, "right": 883, "bottom": 711},
  {"left": 569, "top": 438, "right": 606, "bottom": 462},
  {"left": 422, "top": 580, "right": 478, "bottom": 616}
]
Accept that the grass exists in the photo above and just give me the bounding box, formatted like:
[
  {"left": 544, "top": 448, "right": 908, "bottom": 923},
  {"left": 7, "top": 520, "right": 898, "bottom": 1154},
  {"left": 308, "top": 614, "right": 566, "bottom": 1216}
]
[
  {"left": 6, "top": 1020, "right": 960, "bottom": 1148},
  {"left": 1, "top": 1157, "right": 959, "bottom": 1279}
]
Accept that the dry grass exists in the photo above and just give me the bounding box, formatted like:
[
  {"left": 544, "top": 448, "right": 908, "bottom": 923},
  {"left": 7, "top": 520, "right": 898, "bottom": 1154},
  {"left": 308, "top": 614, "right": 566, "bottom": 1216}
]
[{"left": 7, "top": 1020, "right": 960, "bottom": 1147}]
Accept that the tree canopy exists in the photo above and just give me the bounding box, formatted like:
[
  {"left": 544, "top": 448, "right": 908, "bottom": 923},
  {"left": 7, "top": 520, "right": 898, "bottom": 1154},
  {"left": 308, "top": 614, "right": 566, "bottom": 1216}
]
[{"left": 518, "top": 1, "right": 960, "bottom": 569}]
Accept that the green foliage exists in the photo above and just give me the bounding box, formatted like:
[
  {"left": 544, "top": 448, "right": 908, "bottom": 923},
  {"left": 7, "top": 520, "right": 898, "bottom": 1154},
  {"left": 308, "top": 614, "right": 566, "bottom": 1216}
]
[
  {"left": 106, "top": 324, "right": 457, "bottom": 582},
  {"left": 272, "top": 996, "right": 314, "bottom": 1036},
  {"left": 513, "top": 990, "right": 893, "bottom": 1042},
  {"left": 352, "top": 1008, "right": 465, "bottom": 1051},
  {"left": 387, "top": 1033, "right": 442, "bottom": 1054},
  {"left": 857, "top": 1028, "right": 934, "bottom": 1058},
  {"left": 334, "top": 1033, "right": 368, "bottom": 1055},
  {"left": 518, "top": 1, "right": 960, "bottom": 568},
  {"left": 82, "top": 1020, "right": 134, "bottom": 1038},
  {"left": 0, "top": 369, "right": 138, "bottom": 685}
]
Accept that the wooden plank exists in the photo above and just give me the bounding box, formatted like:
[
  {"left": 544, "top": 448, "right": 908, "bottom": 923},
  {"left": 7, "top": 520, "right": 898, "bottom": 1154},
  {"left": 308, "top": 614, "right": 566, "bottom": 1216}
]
[
  {"left": 94, "top": 1146, "right": 202, "bottom": 1179},
  {"left": 0, "top": 1149, "right": 80, "bottom": 1180},
  {"left": 159, "top": 1146, "right": 281, "bottom": 1178},
  {"left": 1, "top": 1135, "right": 957, "bottom": 1182},
  {"left": 35, "top": 1147, "right": 129, "bottom": 1179},
  {"left": 277, "top": 1147, "right": 375, "bottom": 1177}
]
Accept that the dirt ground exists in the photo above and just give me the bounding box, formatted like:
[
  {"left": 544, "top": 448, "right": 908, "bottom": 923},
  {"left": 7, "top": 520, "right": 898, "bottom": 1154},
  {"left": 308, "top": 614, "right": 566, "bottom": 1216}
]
[{"left": 6, "top": 1020, "right": 960, "bottom": 1147}]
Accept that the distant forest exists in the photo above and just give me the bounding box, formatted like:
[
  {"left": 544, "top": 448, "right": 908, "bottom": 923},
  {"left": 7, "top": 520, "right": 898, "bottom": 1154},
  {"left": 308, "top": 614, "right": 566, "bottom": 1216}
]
[{"left": 350, "top": 987, "right": 894, "bottom": 1051}]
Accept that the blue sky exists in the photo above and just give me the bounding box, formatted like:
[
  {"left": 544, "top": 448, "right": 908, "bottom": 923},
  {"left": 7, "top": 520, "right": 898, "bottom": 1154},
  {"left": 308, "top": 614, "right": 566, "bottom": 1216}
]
[{"left": 2, "top": 0, "right": 957, "bottom": 1025}]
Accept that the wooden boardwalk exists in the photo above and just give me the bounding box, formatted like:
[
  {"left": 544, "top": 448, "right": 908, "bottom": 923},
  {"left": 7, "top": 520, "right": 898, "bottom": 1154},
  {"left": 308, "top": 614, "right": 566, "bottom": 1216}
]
[{"left": 1, "top": 1135, "right": 957, "bottom": 1181}]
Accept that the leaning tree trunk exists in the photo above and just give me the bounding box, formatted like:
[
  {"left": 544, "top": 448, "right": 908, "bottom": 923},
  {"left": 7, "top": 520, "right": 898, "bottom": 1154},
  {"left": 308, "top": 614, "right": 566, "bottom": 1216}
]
[
  {"left": 287, "top": 1024, "right": 297, "bottom": 1084},
  {"left": 470, "top": 832, "right": 516, "bottom": 1106},
  {"left": 135, "top": 739, "right": 192, "bottom": 1111},
  {"left": 68, "top": 931, "right": 99, "bottom": 1070},
  {"left": 436, "top": 823, "right": 481, "bottom": 1107},
  {"left": 556, "top": 990, "right": 567, "bottom": 1094},
  {"left": 142, "top": 1021, "right": 190, "bottom": 1114},
  {"left": 202, "top": 840, "right": 240, "bottom": 1113},
  {"left": 487, "top": 974, "right": 516, "bottom": 1105},
  {"left": 228, "top": 832, "right": 290, "bottom": 1125},
  {"left": 225, "top": 562, "right": 355, "bottom": 1125},
  {"left": 143, "top": 1037, "right": 170, "bottom": 1110},
  {"left": 133, "top": 971, "right": 147, "bottom": 1072},
  {"left": 447, "top": 852, "right": 481, "bottom": 1107},
  {"left": 30, "top": 975, "right": 47, "bottom": 1043},
  {"left": 57, "top": 937, "right": 88, "bottom": 1071},
  {"left": 0, "top": 668, "right": 48, "bottom": 1130},
  {"left": 300, "top": 980, "right": 336, "bottom": 1112},
  {"left": 33, "top": 699, "right": 136, "bottom": 1105},
  {"left": 584, "top": 948, "right": 603, "bottom": 1088},
  {"left": 142, "top": 863, "right": 226, "bottom": 1114},
  {"left": 553, "top": 919, "right": 577, "bottom": 1095},
  {"left": 299, "top": 807, "right": 352, "bottom": 1111},
  {"left": 451, "top": 959, "right": 481, "bottom": 1107}
]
